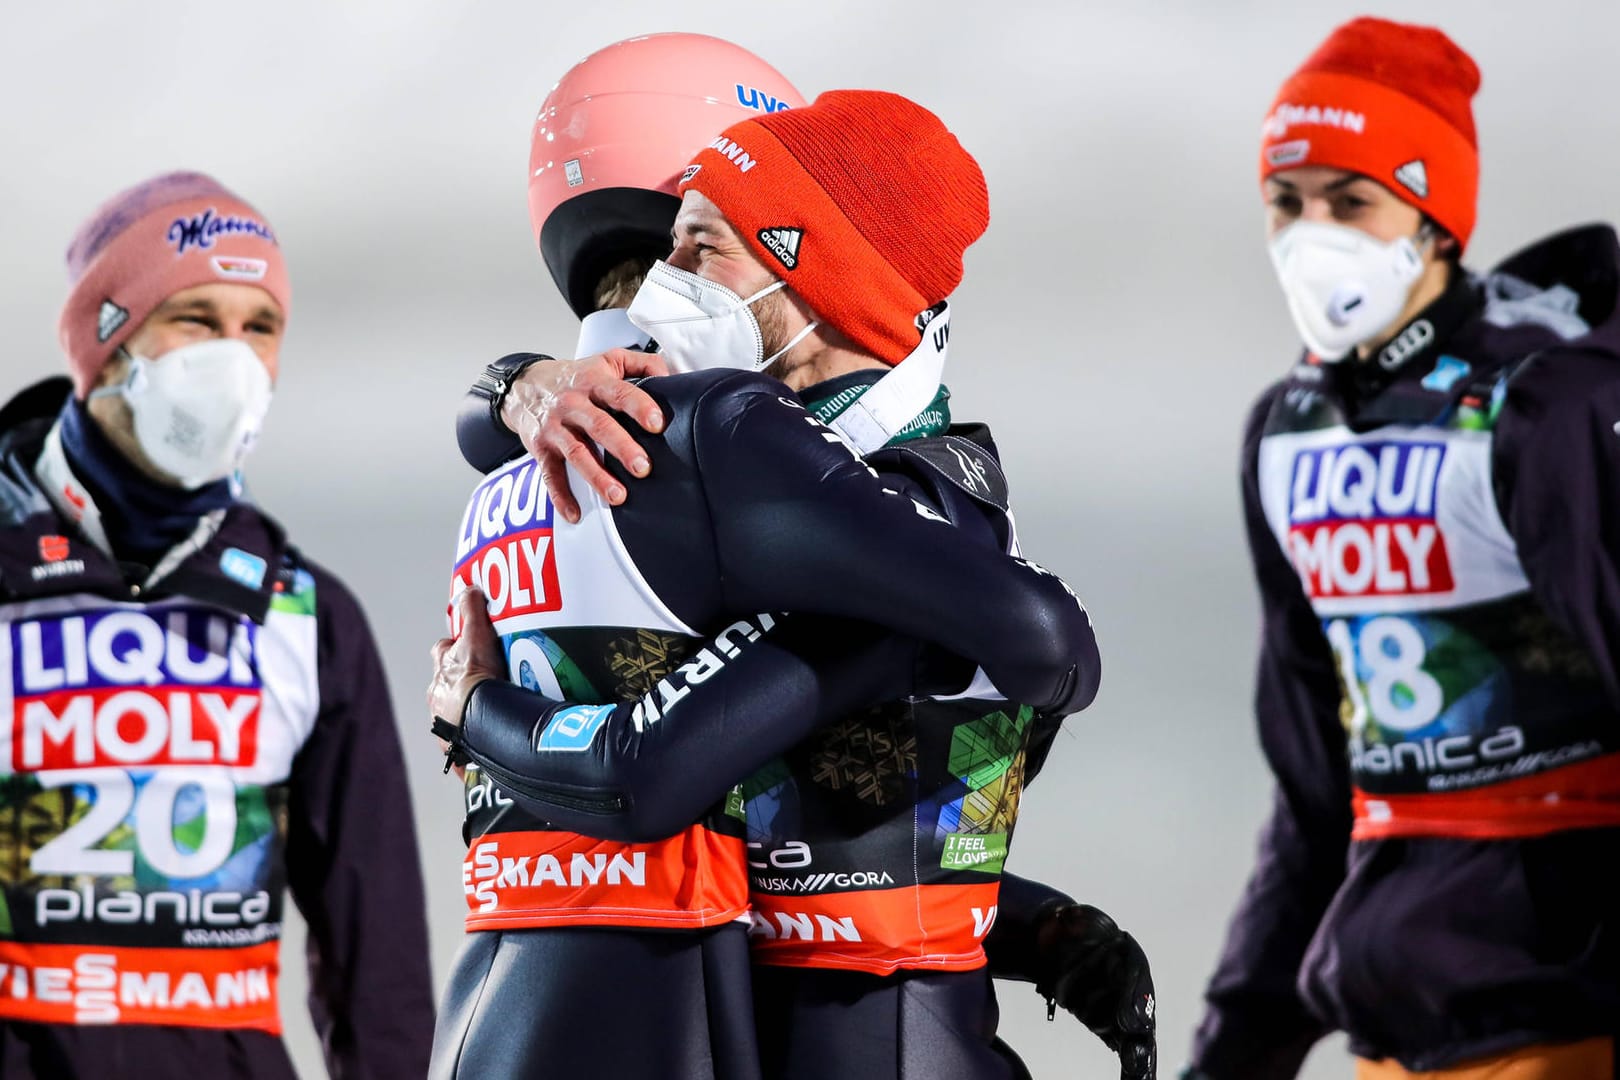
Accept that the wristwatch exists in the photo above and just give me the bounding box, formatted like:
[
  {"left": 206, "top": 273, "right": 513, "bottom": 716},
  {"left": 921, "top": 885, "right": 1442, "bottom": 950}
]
[
  {"left": 458, "top": 352, "right": 553, "bottom": 473},
  {"left": 473, "top": 352, "right": 553, "bottom": 432}
]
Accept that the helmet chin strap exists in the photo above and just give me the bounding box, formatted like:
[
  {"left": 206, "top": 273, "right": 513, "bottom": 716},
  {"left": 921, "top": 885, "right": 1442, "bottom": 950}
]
[
  {"left": 574, "top": 308, "right": 653, "bottom": 358},
  {"left": 827, "top": 303, "right": 950, "bottom": 456}
]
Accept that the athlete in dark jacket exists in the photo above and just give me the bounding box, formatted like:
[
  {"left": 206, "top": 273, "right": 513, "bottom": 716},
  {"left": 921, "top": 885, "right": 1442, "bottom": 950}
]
[
  {"left": 0, "top": 173, "right": 432, "bottom": 1079},
  {"left": 1188, "top": 17, "right": 1620, "bottom": 1080}
]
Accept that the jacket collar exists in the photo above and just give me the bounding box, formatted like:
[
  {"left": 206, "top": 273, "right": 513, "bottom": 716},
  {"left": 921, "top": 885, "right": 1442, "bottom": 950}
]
[{"left": 0, "top": 378, "right": 288, "bottom": 622}]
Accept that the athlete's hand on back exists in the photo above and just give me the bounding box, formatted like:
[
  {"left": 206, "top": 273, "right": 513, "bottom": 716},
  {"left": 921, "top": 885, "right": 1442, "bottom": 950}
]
[
  {"left": 428, "top": 588, "right": 508, "bottom": 777},
  {"left": 500, "top": 348, "right": 670, "bottom": 523},
  {"left": 1039, "top": 904, "right": 1157, "bottom": 1080}
]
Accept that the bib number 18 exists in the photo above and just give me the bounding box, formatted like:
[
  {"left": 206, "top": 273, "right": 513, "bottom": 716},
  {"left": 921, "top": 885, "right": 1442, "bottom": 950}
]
[{"left": 1325, "top": 616, "right": 1444, "bottom": 734}]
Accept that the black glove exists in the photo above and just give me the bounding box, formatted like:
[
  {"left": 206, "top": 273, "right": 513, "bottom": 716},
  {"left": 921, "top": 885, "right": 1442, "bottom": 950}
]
[{"left": 1036, "top": 903, "right": 1157, "bottom": 1080}]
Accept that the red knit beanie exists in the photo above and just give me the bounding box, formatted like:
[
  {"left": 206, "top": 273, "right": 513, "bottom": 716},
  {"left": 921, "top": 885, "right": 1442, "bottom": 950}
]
[
  {"left": 680, "top": 89, "right": 989, "bottom": 365},
  {"left": 58, "top": 171, "right": 291, "bottom": 397},
  {"left": 1260, "top": 17, "right": 1481, "bottom": 249}
]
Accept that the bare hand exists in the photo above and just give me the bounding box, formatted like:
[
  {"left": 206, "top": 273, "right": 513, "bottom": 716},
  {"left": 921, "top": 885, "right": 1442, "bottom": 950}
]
[
  {"left": 428, "top": 589, "right": 507, "bottom": 778},
  {"left": 501, "top": 348, "right": 670, "bottom": 523}
]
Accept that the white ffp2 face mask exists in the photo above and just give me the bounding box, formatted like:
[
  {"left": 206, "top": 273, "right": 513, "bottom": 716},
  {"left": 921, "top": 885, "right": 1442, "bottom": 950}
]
[
  {"left": 626, "top": 260, "right": 816, "bottom": 373},
  {"left": 92, "top": 337, "right": 274, "bottom": 489},
  {"left": 1269, "top": 220, "right": 1426, "bottom": 361}
]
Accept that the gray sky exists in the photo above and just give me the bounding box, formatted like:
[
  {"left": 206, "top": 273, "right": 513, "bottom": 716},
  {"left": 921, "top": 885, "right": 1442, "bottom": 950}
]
[{"left": 3, "top": 1, "right": 1618, "bottom": 1075}]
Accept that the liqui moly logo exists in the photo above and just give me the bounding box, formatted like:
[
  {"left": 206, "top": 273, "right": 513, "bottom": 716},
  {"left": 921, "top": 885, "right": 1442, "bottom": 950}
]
[
  {"left": 1286, "top": 441, "right": 1454, "bottom": 599},
  {"left": 452, "top": 459, "right": 560, "bottom": 627},
  {"left": 9, "top": 610, "right": 261, "bottom": 771}
]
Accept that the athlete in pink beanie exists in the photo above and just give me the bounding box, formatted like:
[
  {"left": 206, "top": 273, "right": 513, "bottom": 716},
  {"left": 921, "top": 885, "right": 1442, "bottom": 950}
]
[
  {"left": 58, "top": 170, "right": 291, "bottom": 397},
  {"left": 0, "top": 173, "right": 434, "bottom": 1080}
]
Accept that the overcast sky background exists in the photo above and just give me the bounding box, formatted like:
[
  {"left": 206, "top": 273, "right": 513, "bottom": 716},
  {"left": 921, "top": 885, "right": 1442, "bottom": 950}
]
[{"left": 3, "top": 1, "right": 1618, "bottom": 1076}]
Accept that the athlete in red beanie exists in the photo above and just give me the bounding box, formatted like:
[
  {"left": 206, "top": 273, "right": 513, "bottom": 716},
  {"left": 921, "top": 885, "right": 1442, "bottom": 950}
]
[
  {"left": 677, "top": 88, "right": 989, "bottom": 366},
  {"left": 1184, "top": 16, "right": 1620, "bottom": 1080}
]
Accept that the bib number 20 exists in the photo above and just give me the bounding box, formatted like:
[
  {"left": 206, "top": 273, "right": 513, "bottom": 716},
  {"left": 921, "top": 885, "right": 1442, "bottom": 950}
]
[
  {"left": 1325, "top": 617, "right": 1444, "bottom": 734},
  {"left": 29, "top": 770, "right": 238, "bottom": 880}
]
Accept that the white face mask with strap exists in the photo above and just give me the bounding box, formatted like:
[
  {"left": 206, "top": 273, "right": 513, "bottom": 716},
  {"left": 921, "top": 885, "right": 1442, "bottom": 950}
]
[
  {"left": 625, "top": 260, "right": 818, "bottom": 374},
  {"left": 628, "top": 259, "right": 951, "bottom": 455},
  {"left": 90, "top": 338, "right": 273, "bottom": 489},
  {"left": 1269, "top": 220, "right": 1427, "bottom": 361}
]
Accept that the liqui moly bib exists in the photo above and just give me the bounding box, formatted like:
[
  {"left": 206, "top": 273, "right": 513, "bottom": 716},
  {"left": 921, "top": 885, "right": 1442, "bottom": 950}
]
[
  {"left": 1256, "top": 373, "right": 1620, "bottom": 840},
  {"left": 450, "top": 456, "right": 690, "bottom": 638},
  {"left": 449, "top": 455, "right": 746, "bottom": 933},
  {"left": 0, "top": 583, "right": 319, "bottom": 1032},
  {"left": 1258, "top": 428, "right": 1526, "bottom": 617}
]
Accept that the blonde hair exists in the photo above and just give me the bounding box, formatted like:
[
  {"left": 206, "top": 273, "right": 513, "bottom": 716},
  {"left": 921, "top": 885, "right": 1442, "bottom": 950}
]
[{"left": 593, "top": 256, "right": 656, "bottom": 311}]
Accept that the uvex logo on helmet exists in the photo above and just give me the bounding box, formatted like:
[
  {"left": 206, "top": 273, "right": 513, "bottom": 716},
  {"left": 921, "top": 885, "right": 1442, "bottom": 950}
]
[{"left": 735, "top": 84, "right": 794, "bottom": 113}]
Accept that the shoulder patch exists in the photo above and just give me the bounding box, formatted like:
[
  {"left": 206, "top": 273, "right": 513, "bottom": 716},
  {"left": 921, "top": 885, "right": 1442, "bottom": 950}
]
[
  {"left": 270, "top": 565, "right": 317, "bottom": 616},
  {"left": 889, "top": 434, "right": 1010, "bottom": 511}
]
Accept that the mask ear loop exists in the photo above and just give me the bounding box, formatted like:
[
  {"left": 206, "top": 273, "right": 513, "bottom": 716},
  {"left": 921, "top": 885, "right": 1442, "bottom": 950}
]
[
  {"left": 759, "top": 319, "right": 819, "bottom": 371},
  {"left": 1413, "top": 219, "right": 1439, "bottom": 255},
  {"left": 738, "top": 279, "right": 787, "bottom": 309},
  {"left": 87, "top": 346, "right": 146, "bottom": 401}
]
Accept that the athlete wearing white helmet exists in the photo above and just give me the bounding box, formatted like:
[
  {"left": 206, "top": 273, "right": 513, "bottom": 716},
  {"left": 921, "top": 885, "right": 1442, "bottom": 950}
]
[{"left": 434, "top": 39, "right": 808, "bottom": 1080}]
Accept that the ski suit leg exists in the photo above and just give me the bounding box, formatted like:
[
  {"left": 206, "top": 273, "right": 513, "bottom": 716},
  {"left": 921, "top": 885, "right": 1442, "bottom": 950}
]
[
  {"left": 430, "top": 923, "right": 761, "bottom": 1080},
  {"left": 752, "top": 967, "right": 1016, "bottom": 1080}
]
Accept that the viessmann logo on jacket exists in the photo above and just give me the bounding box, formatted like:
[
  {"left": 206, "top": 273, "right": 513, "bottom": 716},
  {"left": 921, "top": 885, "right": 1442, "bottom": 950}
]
[
  {"left": 460, "top": 813, "right": 749, "bottom": 933},
  {"left": 1286, "top": 440, "right": 1453, "bottom": 600},
  {"left": 452, "top": 458, "right": 560, "bottom": 627},
  {"left": 8, "top": 609, "right": 262, "bottom": 770}
]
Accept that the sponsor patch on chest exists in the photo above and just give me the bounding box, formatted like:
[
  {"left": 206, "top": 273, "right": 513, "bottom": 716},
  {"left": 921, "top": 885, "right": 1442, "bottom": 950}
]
[
  {"left": 1285, "top": 441, "right": 1453, "bottom": 600},
  {"left": 453, "top": 460, "right": 561, "bottom": 627},
  {"left": 6, "top": 609, "right": 262, "bottom": 770}
]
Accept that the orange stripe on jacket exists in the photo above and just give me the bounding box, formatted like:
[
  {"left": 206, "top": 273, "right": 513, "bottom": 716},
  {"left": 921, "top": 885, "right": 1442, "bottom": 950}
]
[
  {"left": 0, "top": 941, "right": 280, "bottom": 1032},
  {"left": 749, "top": 882, "right": 1002, "bottom": 975},
  {"left": 463, "top": 827, "right": 748, "bottom": 931},
  {"left": 1353, "top": 752, "right": 1620, "bottom": 840}
]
